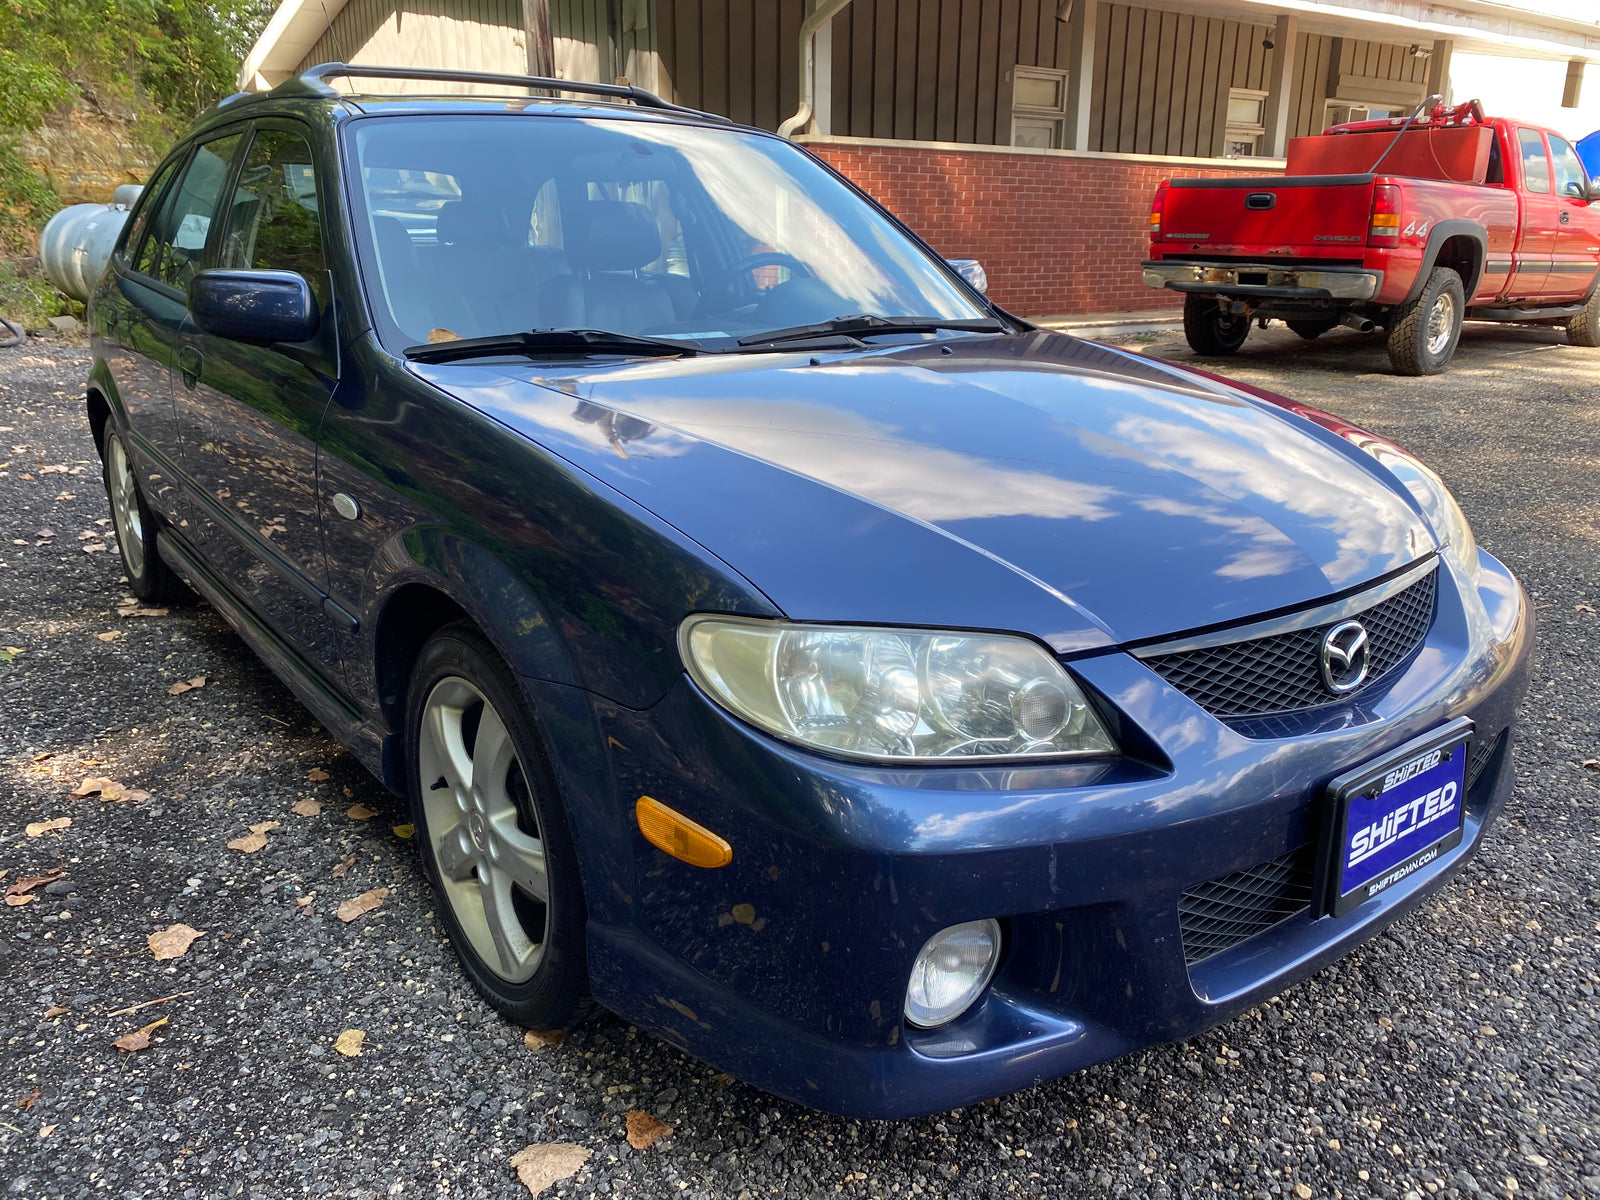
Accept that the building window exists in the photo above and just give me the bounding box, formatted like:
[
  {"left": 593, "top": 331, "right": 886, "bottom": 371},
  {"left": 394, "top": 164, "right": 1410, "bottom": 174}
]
[
  {"left": 1326, "top": 102, "right": 1397, "bottom": 130},
  {"left": 1011, "top": 65, "right": 1068, "bottom": 150},
  {"left": 1225, "top": 88, "right": 1269, "bottom": 157}
]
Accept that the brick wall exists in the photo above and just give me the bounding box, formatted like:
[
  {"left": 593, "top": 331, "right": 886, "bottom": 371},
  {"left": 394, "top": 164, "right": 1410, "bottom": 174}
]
[{"left": 804, "top": 139, "right": 1285, "bottom": 318}]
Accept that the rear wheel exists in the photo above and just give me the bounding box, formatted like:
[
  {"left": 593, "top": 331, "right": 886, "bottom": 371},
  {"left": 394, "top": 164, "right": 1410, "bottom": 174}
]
[
  {"left": 406, "top": 621, "right": 590, "bottom": 1029},
  {"left": 1566, "top": 286, "right": 1600, "bottom": 347},
  {"left": 1387, "top": 266, "right": 1465, "bottom": 375},
  {"left": 101, "top": 428, "right": 185, "bottom": 601},
  {"left": 1183, "top": 295, "right": 1250, "bottom": 356},
  {"left": 1286, "top": 317, "right": 1339, "bottom": 340}
]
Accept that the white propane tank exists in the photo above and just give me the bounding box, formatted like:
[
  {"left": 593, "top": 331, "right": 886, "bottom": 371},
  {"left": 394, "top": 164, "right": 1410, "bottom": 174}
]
[{"left": 40, "top": 200, "right": 133, "bottom": 303}]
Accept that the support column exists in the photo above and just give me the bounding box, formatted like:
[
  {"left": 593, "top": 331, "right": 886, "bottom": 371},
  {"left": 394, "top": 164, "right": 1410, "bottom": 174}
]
[
  {"left": 1427, "top": 39, "right": 1454, "bottom": 104},
  {"left": 1262, "top": 14, "right": 1299, "bottom": 159},
  {"left": 813, "top": 8, "right": 834, "bottom": 134},
  {"left": 523, "top": 0, "right": 555, "bottom": 78},
  {"left": 1065, "top": 0, "right": 1098, "bottom": 151}
]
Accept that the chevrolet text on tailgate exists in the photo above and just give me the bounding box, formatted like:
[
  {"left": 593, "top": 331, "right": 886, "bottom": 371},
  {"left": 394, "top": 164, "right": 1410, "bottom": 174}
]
[{"left": 1144, "top": 98, "right": 1600, "bottom": 374}]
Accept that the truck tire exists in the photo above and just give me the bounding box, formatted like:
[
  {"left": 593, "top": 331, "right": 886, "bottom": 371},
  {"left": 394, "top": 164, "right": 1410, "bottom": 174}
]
[
  {"left": 1387, "top": 267, "right": 1465, "bottom": 376},
  {"left": 1286, "top": 318, "right": 1339, "bottom": 340},
  {"left": 1183, "top": 295, "right": 1250, "bottom": 356},
  {"left": 1566, "top": 286, "right": 1600, "bottom": 348}
]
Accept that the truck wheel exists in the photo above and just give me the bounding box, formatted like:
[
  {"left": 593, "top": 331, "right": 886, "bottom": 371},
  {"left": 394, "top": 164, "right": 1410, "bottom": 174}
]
[
  {"left": 1566, "top": 287, "right": 1600, "bottom": 348},
  {"left": 1287, "top": 318, "right": 1339, "bottom": 340},
  {"left": 1183, "top": 295, "right": 1250, "bottom": 356},
  {"left": 1387, "top": 267, "right": 1465, "bottom": 376}
]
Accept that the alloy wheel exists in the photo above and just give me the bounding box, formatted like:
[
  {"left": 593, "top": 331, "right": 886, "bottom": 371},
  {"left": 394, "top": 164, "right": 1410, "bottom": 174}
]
[
  {"left": 106, "top": 435, "right": 146, "bottom": 578},
  {"left": 417, "top": 676, "right": 549, "bottom": 982},
  {"left": 1425, "top": 290, "right": 1457, "bottom": 357}
]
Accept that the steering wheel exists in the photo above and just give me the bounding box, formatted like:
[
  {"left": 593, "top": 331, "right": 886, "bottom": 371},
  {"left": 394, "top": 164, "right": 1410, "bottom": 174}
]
[{"left": 700, "top": 252, "right": 812, "bottom": 313}]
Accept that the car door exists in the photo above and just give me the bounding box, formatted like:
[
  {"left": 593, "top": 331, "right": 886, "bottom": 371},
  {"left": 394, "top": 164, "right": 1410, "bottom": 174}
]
[
  {"left": 1509, "top": 127, "right": 1559, "bottom": 301},
  {"left": 178, "top": 119, "right": 342, "bottom": 667},
  {"left": 111, "top": 135, "right": 245, "bottom": 524},
  {"left": 1546, "top": 134, "right": 1600, "bottom": 302}
]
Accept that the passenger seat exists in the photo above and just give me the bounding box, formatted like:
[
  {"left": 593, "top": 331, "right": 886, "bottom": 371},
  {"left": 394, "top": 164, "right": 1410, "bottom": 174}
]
[{"left": 540, "top": 200, "right": 676, "bottom": 333}]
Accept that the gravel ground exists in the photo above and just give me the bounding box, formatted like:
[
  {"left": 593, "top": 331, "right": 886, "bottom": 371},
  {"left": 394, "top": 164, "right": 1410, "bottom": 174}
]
[{"left": 1, "top": 323, "right": 1597, "bottom": 1200}]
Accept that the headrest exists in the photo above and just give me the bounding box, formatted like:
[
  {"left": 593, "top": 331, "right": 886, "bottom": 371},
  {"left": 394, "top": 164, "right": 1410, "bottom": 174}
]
[
  {"left": 434, "top": 197, "right": 523, "bottom": 250},
  {"left": 576, "top": 200, "right": 662, "bottom": 271}
]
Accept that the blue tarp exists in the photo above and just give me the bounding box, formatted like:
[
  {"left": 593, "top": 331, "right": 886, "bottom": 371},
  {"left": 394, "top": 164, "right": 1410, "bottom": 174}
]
[{"left": 1579, "top": 131, "right": 1600, "bottom": 180}]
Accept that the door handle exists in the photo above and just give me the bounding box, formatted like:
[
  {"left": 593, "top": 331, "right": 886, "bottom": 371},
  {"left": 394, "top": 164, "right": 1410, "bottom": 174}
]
[
  {"left": 177, "top": 344, "right": 203, "bottom": 389},
  {"left": 1561, "top": 211, "right": 1570, "bottom": 224}
]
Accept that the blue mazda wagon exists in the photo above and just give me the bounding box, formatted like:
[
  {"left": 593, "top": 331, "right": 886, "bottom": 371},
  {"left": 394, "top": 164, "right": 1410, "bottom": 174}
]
[{"left": 85, "top": 64, "right": 1531, "bottom": 1118}]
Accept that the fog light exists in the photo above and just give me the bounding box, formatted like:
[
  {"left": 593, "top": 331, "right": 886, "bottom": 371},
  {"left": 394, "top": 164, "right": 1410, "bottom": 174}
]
[{"left": 904, "top": 919, "right": 1002, "bottom": 1028}]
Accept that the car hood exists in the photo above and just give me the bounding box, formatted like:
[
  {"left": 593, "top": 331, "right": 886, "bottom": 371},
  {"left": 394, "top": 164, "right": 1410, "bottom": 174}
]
[{"left": 412, "top": 331, "right": 1435, "bottom": 651}]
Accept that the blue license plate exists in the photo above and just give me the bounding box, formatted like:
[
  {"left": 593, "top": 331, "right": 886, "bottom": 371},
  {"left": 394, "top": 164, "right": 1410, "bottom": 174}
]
[{"left": 1322, "top": 721, "right": 1472, "bottom": 917}]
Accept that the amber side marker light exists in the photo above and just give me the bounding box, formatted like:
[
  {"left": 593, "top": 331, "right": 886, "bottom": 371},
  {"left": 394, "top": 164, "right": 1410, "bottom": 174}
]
[{"left": 635, "top": 796, "right": 733, "bottom": 868}]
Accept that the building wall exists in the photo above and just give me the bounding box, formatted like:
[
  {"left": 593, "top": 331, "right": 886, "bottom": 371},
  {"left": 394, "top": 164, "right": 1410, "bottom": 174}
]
[
  {"left": 806, "top": 138, "right": 1283, "bottom": 316},
  {"left": 295, "top": 0, "right": 660, "bottom": 92},
  {"left": 654, "top": 0, "right": 809, "bottom": 130}
]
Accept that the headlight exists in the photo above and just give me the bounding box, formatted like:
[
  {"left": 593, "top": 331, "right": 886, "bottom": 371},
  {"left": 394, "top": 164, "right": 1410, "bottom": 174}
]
[
  {"left": 679, "top": 616, "right": 1117, "bottom": 763},
  {"left": 1346, "top": 433, "right": 1479, "bottom": 582},
  {"left": 905, "top": 919, "right": 1002, "bottom": 1027}
]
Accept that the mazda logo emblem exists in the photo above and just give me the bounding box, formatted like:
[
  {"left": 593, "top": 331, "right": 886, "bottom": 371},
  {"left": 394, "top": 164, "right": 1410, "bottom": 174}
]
[{"left": 1319, "top": 620, "right": 1371, "bottom": 694}]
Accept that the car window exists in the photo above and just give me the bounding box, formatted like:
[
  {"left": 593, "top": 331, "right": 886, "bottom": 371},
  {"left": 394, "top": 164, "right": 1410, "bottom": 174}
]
[
  {"left": 121, "top": 157, "right": 182, "bottom": 268},
  {"left": 1549, "top": 135, "right": 1589, "bottom": 200},
  {"left": 1518, "top": 128, "right": 1551, "bottom": 194},
  {"left": 144, "top": 133, "right": 245, "bottom": 291},
  {"left": 219, "top": 128, "right": 328, "bottom": 306}
]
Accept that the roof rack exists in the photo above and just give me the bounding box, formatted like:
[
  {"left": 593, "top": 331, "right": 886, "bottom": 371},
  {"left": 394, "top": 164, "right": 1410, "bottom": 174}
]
[{"left": 285, "top": 62, "right": 729, "bottom": 123}]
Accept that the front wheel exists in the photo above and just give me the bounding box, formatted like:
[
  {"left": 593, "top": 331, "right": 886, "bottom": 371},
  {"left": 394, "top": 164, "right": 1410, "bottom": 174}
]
[
  {"left": 1387, "top": 267, "right": 1465, "bottom": 375},
  {"left": 1182, "top": 295, "right": 1250, "bottom": 356},
  {"left": 1566, "top": 286, "right": 1600, "bottom": 347},
  {"left": 406, "top": 621, "right": 591, "bottom": 1028}
]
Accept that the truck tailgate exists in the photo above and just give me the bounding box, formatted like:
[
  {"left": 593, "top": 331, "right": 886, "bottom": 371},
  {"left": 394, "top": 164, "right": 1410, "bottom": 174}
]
[{"left": 1161, "top": 175, "right": 1374, "bottom": 257}]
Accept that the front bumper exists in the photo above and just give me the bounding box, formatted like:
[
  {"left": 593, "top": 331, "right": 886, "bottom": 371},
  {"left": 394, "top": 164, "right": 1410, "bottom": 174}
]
[
  {"left": 586, "top": 550, "right": 1531, "bottom": 1118},
  {"left": 1143, "top": 260, "right": 1382, "bottom": 301}
]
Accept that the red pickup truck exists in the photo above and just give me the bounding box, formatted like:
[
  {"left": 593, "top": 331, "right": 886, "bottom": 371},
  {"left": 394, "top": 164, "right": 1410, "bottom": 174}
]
[{"left": 1143, "top": 101, "right": 1600, "bottom": 374}]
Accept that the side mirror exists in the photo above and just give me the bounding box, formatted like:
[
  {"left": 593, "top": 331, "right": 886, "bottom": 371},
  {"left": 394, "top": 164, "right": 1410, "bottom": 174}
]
[
  {"left": 946, "top": 258, "right": 988, "bottom": 295},
  {"left": 1588, "top": 180, "right": 1600, "bottom": 202},
  {"left": 188, "top": 269, "right": 319, "bottom": 344}
]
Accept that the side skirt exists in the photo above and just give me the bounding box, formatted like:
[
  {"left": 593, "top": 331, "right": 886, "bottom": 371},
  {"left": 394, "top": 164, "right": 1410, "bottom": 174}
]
[{"left": 158, "top": 526, "right": 396, "bottom": 787}]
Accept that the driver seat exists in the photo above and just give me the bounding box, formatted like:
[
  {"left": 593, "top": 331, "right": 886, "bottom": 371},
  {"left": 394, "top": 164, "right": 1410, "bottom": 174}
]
[{"left": 540, "top": 200, "right": 676, "bottom": 332}]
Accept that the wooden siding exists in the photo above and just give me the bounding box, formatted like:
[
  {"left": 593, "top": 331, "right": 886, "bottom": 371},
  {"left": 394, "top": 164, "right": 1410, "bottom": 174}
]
[
  {"left": 1287, "top": 31, "right": 1432, "bottom": 139},
  {"left": 654, "top": 0, "right": 809, "bottom": 130},
  {"left": 295, "top": 0, "right": 659, "bottom": 92}
]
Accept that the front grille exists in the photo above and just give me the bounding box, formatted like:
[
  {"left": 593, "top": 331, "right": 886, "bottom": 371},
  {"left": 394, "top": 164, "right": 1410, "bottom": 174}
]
[
  {"left": 1143, "top": 568, "right": 1438, "bottom": 718},
  {"left": 1179, "top": 846, "right": 1316, "bottom": 965}
]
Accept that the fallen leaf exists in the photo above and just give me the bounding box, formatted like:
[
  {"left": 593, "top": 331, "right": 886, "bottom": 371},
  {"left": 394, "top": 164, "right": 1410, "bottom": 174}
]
[
  {"left": 290, "top": 797, "right": 323, "bottom": 817},
  {"left": 330, "top": 855, "right": 355, "bottom": 879},
  {"left": 116, "top": 605, "right": 167, "bottom": 618},
  {"left": 113, "top": 1015, "right": 168, "bottom": 1052},
  {"left": 166, "top": 676, "right": 207, "bottom": 696},
  {"left": 0, "top": 647, "right": 19, "bottom": 663},
  {"left": 1576, "top": 603, "right": 1596, "bottom": 614},
  {"left": 336, "top": 887, "right": 389, "bottom": 922},
  {"left": 82, "top": 542, "right": 107, "bottom": 554},
  {"left": 333, "top": 1028, "right": 366, "bottom": 1057},
  {"left": 346, "top": 804, "right": 378, "bottom": 821},
  {"left": 71, "top": 776, "right": 115, "bottom": 797},
  {"left": 94, "top": 631, "right": 119, "bottom": 642},
  {"left": 305, "top": 768, "right": 330, "bottom": 782},
  {"left": 148, "top": 923, "right": 206, "bottom": 961},
  {"left": 523, "top": 1029, "right": 566, "bottom": 1051},
  {"left": 510, "top": 1144, "right": 590, "bottom": 1197},
  {"left": 54, "top": 492, "right": 74, "bottom": 502},
  {"left": 1583, "top": 759, "right": 1600, "bottom": 772},
  {"left": 428, "top": 327, "right": 462, "bottom": 344},
  {"left": 293, "top": 895, "right": 314, "bottom": 914},
  {"left": 226, "top": 821, "right": 280, "bottom": 853},
  {"left": 2, "top": 868, "right": 61, "bottom": 904},
  {"left": 391, "top": 823, "right": 415, "bottom": 839},
  {"left": 17, "top": 1088, "right": 39, "bottom": 1111},
  {"left": 38, "top": 1124, "right": 56, "bottom": 1138},
  {"left": 43, "top": 1005, "right": 69, "bottom": 1019},
  {"left": 25, "top": 816, "right": 71, "bottom": 836},
  {"left": 625, "top": 1109, "right": 673, "bottom": 1150}
]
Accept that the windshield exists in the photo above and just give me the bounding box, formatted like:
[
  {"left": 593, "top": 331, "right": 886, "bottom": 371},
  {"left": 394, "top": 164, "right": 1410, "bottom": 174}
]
[{"left": 346, "top": 113, "right": 988, "bottom": 351}]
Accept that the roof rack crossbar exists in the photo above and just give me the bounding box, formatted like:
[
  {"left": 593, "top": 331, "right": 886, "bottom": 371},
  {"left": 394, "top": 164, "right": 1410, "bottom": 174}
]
[{"left": 294, "top": 62, "right": 728, "bottom": 122}]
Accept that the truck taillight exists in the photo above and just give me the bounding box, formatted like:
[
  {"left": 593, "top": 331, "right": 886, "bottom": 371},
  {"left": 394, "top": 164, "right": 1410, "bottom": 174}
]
[
  {"left": 1369, "top": 184, "right": 1401, "bottom": 248},
  {"left": 1150, "top": 181, "right": 1169, "bottom": 242}
]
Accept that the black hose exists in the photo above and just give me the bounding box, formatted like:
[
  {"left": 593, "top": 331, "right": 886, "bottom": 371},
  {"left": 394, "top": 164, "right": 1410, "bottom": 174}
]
[{"left": 0, "top": 317, "right": 24, "bottom": 349}]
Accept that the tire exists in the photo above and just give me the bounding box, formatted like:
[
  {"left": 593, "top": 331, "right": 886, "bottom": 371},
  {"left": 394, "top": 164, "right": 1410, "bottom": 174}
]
[
  {"left": 1183, "top": 294, "right": 1250, "bottom": 356},
  {"left": 101, "top": 428, "right": 186, "bottom": 601},
  {"left": 406, "top": 620, "right": 591, "bottom": 1029},
  {"left": 1286, "top": 318, "right": 1339, "bottom": 340},
  {"left": 1387, "top": 267, "right": 1465, "bottom": 376},
  {"left": 1566, "top": 286, "right": 1600, "bottom": 348}
]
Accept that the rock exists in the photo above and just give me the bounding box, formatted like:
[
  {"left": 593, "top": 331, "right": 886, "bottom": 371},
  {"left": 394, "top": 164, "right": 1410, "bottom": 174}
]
[{"left": 47, "top": 315, "right": 80, "bottom": 334}]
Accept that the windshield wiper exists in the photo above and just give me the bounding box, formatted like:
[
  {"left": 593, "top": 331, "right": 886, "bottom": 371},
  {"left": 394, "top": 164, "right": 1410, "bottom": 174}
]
[
  {"left": 736, "top": 314, "right": 1007, "bottom": 348},
  {"left": 404, "top": 328, "right": 699, "bottom": 364}
]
